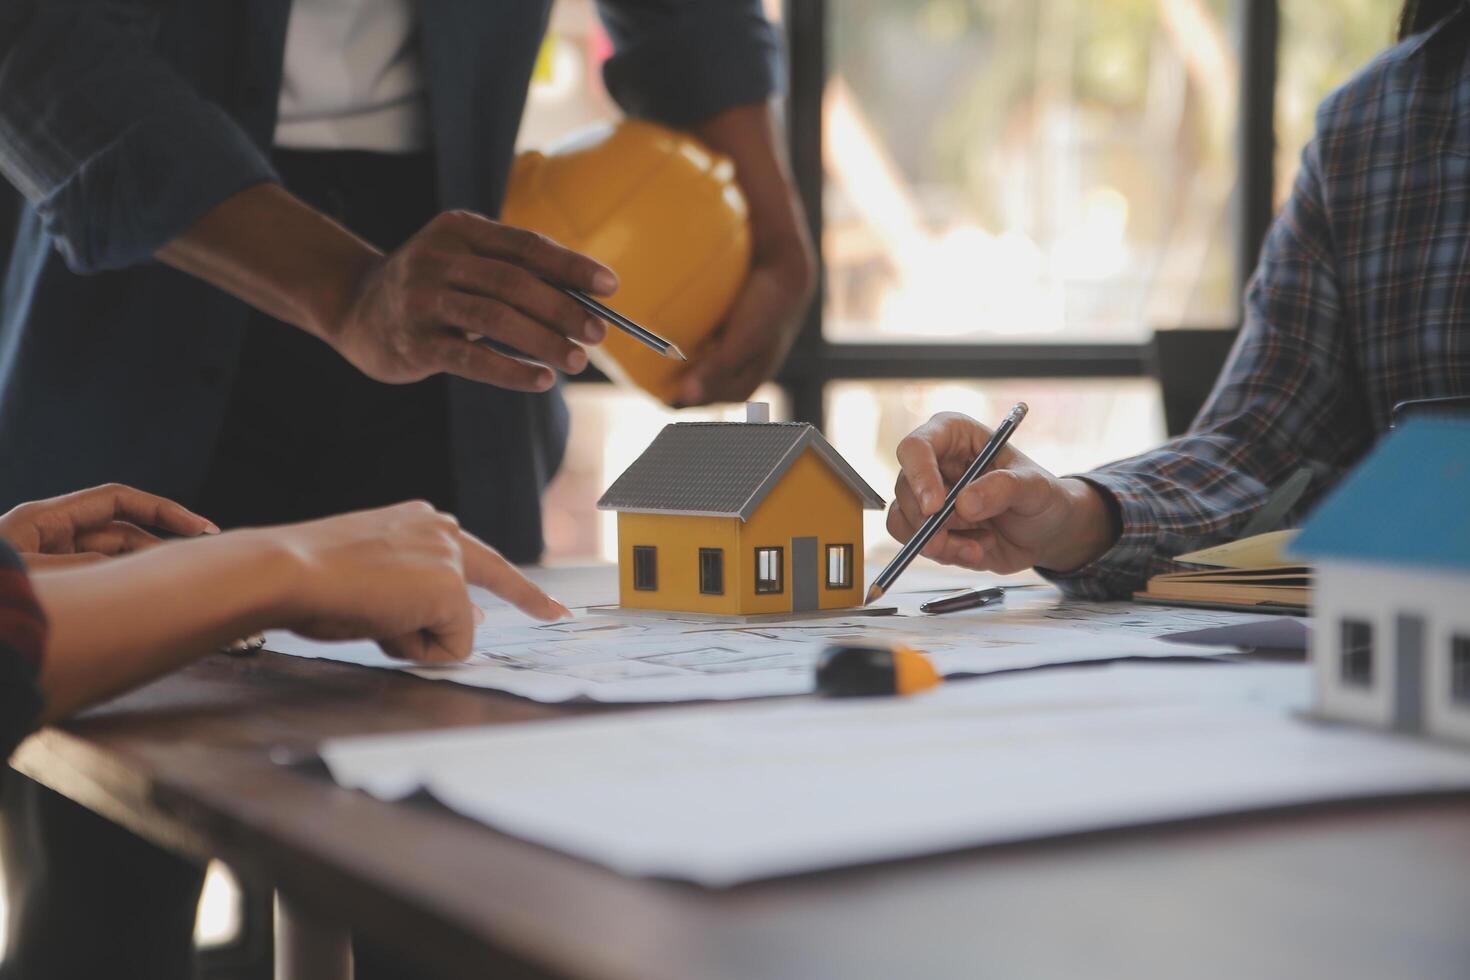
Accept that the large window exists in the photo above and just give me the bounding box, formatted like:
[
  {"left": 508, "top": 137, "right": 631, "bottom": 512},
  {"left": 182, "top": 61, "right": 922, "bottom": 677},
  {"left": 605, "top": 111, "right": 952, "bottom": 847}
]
[
  {"left": 520, "top": 1, "right": 1403, "bottom": 564},
  {"left": 826, "top": 0, "right": 1239, "bottom": 343}
]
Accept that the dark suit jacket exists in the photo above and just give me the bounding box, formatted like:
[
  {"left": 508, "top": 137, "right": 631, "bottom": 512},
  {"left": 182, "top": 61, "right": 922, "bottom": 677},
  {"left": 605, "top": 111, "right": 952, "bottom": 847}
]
[{"left": 0, "top": 0, "right": 780, "bottom": 561}]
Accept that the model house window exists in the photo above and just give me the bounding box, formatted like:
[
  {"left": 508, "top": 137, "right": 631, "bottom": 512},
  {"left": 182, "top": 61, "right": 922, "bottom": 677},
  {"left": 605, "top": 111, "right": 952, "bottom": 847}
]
[
  {"left": 825, "top": 544, "right": 853, "bottom": 589},
  {"left": 632, "top": 546, "right": 657, "bottom": 591},
  {"left": 1340, "top": 619, "right": 1374, "bottom": 687},
  {"left": 755, "top": 547, "right": 783, "bottom": 594},
  {"left": 699, "top": 548, "right": 725, "bottom": 595},
  {"left": 1453, "top": 636, "right": 1470, "bottom": 705}
]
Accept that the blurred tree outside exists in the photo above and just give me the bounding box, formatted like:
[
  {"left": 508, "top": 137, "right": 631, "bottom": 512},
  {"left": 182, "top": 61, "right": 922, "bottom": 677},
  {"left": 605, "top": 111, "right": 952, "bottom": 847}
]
[{"left": 823, "top": 0, "right": 1399, "bottom": 343}]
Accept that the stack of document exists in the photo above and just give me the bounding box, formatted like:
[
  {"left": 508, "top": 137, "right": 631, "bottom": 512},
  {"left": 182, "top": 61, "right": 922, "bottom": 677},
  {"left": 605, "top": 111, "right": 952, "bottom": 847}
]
[
  {"left": 1136, "top": 530, "right": 1310, "bottom": 613},
  {"left": 319, "top": 662, "right": 1470, "bottom": 886}
]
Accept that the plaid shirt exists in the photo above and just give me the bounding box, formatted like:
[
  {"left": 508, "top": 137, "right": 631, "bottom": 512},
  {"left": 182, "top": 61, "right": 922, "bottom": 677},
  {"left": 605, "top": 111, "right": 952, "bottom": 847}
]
[{"left": 1049, "top": 15, "right": 1470, "bottom": 599}]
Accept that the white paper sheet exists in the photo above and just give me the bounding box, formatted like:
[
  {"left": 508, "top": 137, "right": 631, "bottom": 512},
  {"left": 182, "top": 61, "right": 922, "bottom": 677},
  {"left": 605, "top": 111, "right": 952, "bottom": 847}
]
[
  {"left": 319, "top": 662, "right": 1470, "bottom": 886},
  {"left": 265, "top": 566, "right": 1277, "bottom": 703}
]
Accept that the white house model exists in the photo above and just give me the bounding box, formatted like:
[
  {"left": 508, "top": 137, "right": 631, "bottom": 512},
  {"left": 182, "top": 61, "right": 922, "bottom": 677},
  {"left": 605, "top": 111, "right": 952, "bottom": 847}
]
[{"left": 1292, "top": 418, "right": 1470, "bottom": 745}]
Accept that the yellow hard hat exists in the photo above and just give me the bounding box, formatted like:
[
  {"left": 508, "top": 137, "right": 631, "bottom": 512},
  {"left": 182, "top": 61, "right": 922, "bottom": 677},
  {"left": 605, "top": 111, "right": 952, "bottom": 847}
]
[{"left": 502, "top": 119, "right": 752, "bottom": 404}]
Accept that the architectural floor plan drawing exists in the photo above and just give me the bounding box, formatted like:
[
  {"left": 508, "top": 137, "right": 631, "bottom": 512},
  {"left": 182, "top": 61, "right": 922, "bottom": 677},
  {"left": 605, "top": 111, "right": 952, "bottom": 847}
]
[{"left": 264, "top": 566, "right": 1283, "bottom": 703}]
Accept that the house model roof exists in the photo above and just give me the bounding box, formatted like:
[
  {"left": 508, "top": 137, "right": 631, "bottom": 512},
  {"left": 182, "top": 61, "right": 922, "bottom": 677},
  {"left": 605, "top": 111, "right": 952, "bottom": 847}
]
[
  {"left": 596, "top": 422, "right": 886, "bottom": 521},
  {"left": 1292, "top": 417, "right": 1470, "bottom": 573}
]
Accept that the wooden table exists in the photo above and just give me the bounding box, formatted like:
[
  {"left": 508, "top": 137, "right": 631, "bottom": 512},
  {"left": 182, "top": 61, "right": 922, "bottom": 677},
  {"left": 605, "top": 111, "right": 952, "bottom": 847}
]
[{"left": 13, "top": 649, "right": 1470, "bottom": 980}]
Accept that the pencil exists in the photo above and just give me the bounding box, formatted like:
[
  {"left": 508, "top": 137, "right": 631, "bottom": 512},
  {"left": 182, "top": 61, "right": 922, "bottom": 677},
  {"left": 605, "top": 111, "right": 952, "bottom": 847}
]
[
  {"left": 865, "top": 402, "right": 1029, "bottom": 605},
  {"left": 561, "top": 286, "right": 687, "bottom": 361}
]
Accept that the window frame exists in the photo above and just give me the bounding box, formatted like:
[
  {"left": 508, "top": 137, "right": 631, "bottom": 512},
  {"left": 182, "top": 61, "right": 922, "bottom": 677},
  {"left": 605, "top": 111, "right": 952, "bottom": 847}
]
[
  {"left": 825, "top": 543, "right": 853, "bottom": 589},
  {"left": 699, "top": 548, "right": 725, "bottom": 596},
  {"left": 632, "top": 545, "right": 658, "bottom": 592},
  {"left": 754, "top": 546, "right": 785, "bottom": 595}
]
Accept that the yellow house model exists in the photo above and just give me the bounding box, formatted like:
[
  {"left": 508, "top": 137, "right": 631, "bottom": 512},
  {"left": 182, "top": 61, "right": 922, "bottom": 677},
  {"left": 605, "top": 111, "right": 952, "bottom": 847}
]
[{"left": 597, "top": 405, "right": 886, "bottom": 616}]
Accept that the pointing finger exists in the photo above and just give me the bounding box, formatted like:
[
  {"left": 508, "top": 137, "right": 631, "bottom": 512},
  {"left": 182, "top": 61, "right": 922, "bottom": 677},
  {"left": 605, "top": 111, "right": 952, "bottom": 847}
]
[{"left": 459, "top": 532, "right": 570, "bottom": 621}]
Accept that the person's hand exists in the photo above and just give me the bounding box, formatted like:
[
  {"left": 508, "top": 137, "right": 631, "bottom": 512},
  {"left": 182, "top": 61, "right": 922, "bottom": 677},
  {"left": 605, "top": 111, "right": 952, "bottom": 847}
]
[
  {"left": 160, "top": 185, "right": 620, "bottom": 394},
  {"left": 270, "top": 501, "right": 570, "bottom": 664},
  {"left": 0, "top": 484, "right": 218, "bottom": 569},
  {"left": 887, "top": 413, "right": 1118, "bottom": 574},
  {"left": 324, "top": 211, "right": 617, "bottom": 392},
  {"left": 674, "top": 103, "right": 817, "bottom": 407},
  {"left": 674, "top": 241, "right": 815, "bottom": 406}
]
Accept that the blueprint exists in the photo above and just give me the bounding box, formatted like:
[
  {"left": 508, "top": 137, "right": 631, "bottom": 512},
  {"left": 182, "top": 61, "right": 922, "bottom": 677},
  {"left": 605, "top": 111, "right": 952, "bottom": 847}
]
[{"left": 265, "top": 565, "right": 1282, "bottom": 703}]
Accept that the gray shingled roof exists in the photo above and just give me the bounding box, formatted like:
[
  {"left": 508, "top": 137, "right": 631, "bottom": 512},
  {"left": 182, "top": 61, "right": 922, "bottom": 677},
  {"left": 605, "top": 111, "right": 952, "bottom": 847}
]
[{"left": 597, "top": 422, "right": 885, "bottom": 520}]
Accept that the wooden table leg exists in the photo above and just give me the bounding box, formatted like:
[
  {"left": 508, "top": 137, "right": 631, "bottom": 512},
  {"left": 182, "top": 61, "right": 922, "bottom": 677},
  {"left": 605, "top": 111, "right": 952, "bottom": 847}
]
[{"left": 274, "top": 890, "right": 353, "bottom": 980}]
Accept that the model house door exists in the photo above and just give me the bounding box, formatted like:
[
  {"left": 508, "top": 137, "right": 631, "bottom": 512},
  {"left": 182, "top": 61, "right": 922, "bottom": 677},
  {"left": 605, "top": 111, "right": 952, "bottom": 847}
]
[
  {"left": 1393, "top": 613, "right": 1426, "bottom": 733},
  {"left": 791, "top": 536, "right": 818, "bottom": 613}
]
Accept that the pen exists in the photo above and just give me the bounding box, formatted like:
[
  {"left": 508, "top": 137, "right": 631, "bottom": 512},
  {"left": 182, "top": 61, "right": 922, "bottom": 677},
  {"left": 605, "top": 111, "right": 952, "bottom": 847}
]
[
  {"left": 919, "top": 587, "right": 1005, "bottom": 615},
  {"left": 865, "top": 402, "right": 1029, "bottom": 605},
  {"left": 560, "top": 286, "right": 687, "bottom": 361}
]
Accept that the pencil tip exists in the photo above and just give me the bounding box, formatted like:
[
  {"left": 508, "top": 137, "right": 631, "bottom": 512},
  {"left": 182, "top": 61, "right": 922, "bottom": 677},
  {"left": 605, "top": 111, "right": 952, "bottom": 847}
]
[
  {"left": 864, "top": 583, "right": 883, "bottom": 606},
  {"left": 665, "top": 345, "right": 688, "bottom": 361}
]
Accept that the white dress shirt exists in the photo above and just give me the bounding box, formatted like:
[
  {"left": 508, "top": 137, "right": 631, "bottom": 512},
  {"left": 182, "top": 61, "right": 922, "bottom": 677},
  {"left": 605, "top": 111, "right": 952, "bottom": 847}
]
[{"left": 274, "top": 0, "right": 429, "bottom": 153}]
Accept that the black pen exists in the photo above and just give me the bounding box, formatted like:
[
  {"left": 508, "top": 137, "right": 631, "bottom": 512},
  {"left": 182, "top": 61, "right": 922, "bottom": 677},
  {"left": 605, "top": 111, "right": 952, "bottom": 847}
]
[
  {"left": 560, "top": 286, "right": 687, "bottom": 361},
  {"left": 865, "top": 402, "right": 1029, "bottom": 605},
  {"left": 919, "top": 587, "right": 1005, "bottom": 615}
]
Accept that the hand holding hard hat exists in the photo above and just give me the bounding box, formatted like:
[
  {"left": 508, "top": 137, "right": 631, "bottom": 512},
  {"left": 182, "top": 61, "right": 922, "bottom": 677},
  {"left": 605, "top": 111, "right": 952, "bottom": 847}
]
[{"left": 503, "top": 119, "right": 771, "bottom": 405}]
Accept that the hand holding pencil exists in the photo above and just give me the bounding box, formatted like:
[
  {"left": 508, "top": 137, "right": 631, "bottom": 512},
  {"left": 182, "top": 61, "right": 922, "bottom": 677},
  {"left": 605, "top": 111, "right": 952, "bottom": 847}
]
[{"left": 885, "top": 408, "right": 1121, "bottom": 579}]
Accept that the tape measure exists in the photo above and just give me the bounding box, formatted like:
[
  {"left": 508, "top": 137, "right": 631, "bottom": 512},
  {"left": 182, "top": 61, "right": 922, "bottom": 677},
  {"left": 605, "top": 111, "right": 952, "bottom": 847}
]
[{"left": 814, "top": 643, "right": 943, "bottom": 697}]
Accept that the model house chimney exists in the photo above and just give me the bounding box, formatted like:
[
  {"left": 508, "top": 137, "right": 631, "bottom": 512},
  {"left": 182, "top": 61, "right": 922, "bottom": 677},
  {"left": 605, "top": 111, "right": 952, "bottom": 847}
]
[{"left": 745, "top": 401, "right": 771, "bottom": 423}]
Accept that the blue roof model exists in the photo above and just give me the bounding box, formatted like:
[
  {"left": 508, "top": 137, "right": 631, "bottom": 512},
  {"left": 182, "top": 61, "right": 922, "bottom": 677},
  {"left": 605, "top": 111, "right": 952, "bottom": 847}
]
[{"left": 1292, "top": 418, "right": 1470, "bottom": 573}]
